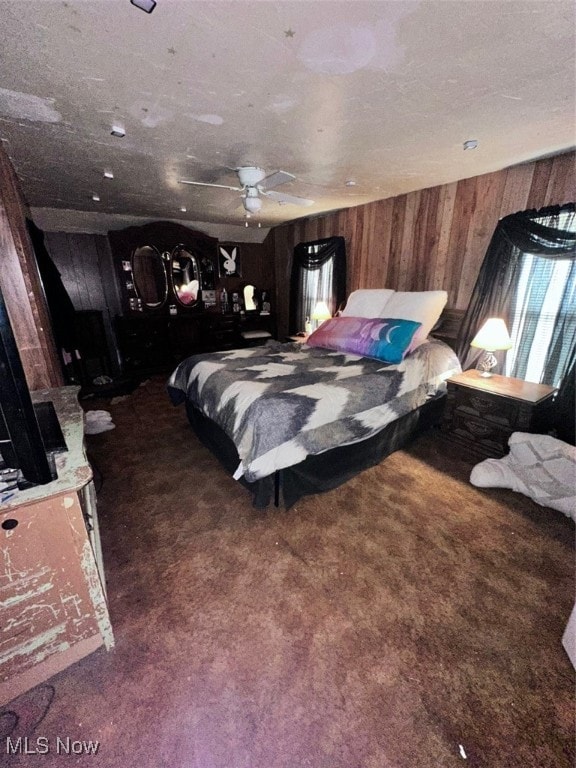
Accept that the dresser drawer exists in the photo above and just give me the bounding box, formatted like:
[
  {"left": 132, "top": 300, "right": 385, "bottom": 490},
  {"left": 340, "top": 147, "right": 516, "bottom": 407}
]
[
  {"left": 448, "top": 412, "right": 510, "bottom": 457},
  {"left": 453, "top": 386, "right": 518, "bottom": 428}
]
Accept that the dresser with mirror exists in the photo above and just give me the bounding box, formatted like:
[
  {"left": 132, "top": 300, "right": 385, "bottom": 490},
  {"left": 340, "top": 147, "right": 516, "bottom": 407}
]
[{"left": 109, "top": 221, "right": 275, "bottom": 375}]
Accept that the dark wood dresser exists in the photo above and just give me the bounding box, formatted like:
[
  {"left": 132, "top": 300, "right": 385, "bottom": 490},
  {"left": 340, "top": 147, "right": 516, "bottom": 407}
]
[{"left": 443, "top": 370, "right": 557, "bottom": 459}]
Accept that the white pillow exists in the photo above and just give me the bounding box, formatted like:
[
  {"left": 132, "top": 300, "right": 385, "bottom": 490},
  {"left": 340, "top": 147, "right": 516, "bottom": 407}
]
[
  {"left": 382, "top": 290, "right": 447, "bottom": 349},
  {"left": 341, "top": 289, "right": 394, "bottom": 318}
]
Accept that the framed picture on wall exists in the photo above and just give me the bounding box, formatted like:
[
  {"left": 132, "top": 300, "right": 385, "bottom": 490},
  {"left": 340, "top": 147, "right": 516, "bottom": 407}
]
[
  {"left": 200, "top": 254, "right": 216, "bottom": 290},
  {"left": 218, "top": 244, "right": 241, "bottom": 278}
]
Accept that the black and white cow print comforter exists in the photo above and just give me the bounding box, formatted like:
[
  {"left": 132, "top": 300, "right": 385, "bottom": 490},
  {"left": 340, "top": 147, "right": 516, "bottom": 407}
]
[{"left": 167, "top": 339, "right": 460, "bottom": 483}]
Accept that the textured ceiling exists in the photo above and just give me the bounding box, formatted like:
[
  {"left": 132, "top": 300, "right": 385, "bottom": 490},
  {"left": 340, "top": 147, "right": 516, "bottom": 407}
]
[{"left": 0, "top": 0, "right": 574, "bottom": 242}]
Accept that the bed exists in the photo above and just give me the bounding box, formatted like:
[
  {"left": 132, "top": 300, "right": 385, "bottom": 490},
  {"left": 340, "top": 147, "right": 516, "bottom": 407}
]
[{"left": 167, "top": 290, "right": 461, "bottom": 507}]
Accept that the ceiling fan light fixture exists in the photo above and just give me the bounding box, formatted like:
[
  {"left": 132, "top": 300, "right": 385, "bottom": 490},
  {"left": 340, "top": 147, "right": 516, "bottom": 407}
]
[
  {"left": 237, "top": 166, "right": 267, "bottom": 187},
  {"left": 243, "top": 195, "right": 262, "bottom": 214}
]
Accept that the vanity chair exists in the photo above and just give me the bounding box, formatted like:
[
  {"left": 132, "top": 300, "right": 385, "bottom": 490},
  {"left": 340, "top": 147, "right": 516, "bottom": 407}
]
[{"left": 240, "top": 284, "right": 273, "bottom": 347}]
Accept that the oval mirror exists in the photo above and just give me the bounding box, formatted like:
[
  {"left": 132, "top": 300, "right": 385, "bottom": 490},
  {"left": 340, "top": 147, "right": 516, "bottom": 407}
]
[
  {"left": 131, "top": 245, "right": 167, "bottom": 308},
  {"left": 171, "top": 245, "right": 201, "bottom": 307}
]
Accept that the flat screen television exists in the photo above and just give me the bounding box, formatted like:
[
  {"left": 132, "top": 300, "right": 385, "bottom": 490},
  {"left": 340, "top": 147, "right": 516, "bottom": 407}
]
[{"left": 0, "top": 283, "right": 65, "bottom": 489}]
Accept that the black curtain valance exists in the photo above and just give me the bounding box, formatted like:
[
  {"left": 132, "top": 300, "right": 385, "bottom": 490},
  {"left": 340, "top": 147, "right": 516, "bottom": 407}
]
[
  {"left": 292, "top": 235, "right": 347, "bottom": 269},
  {"left": 494, "top": 204, "right": 576, "bottom": 257}
]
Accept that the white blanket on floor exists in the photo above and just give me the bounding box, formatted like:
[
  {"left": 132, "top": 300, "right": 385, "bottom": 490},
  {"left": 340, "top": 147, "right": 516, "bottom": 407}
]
[{"left": 470, "top": 432, "right": 576, "bottom": 520}]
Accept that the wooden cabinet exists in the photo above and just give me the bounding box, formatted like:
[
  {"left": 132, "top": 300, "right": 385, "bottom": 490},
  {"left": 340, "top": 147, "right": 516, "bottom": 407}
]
[
  {"left": 114, "top": 314, "right": 173, "bottom": 374},
  {"left": 0, "top": 387, "right": 113, "bottom": 706},
  {"left": 442, "top": 370, "right": 557, "bottom": 459},
  {"left": 109, "top": 221, "right": 277, "bottom": 373},
  {"left": 116, "top": 312, "right": 277, "bottom": 373}
]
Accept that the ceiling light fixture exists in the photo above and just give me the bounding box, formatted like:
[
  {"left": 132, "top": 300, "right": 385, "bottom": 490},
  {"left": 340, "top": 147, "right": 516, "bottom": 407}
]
[
  {"left": 103, "top": 170, "right": 114, "bottom": 179},
  {"left": 243, "top": 195, "right": 262, "bottom": 214},
  {"left": 463, "top": 139, "right": 479, "bottom": 150},
  {"left": 180, "top": 206, "right": 187, "bottom": 212},
  {"left": 110, "top": 125, "right": 125, "bottom": 138},
  {"left": 130, "top": 0, "right": 156, "bottom": 13},
  {"left": 92, "top": 194, "right": 100, "bottom": 202}
]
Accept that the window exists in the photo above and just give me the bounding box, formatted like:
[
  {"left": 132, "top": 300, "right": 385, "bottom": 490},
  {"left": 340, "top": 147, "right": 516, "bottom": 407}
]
[
  {"left": 505, "top": 209, "right": 576, "bottom": 386},
  {"left": 289, "top": 237, "right": 346, "bottom": 335},
  {"left": 295, "top": 244, "right": 334, "bottom": 331},
  {"left": 456, "top": 204, "right": 576, "bottom": 390}
]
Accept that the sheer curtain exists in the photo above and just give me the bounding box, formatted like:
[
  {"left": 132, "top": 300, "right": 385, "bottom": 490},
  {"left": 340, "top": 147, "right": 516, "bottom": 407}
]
[
  {"left": 455, "top": 203, "right": 576, "bottom": 444},
  {"left": 456, "top": 203, "right": 576, "bottom": 385},
  {"left": 289, "top": 236, "right": 346, "bottom": 334}
]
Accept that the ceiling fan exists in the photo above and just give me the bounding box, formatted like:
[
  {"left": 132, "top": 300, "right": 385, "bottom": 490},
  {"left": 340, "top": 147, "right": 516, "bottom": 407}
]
[{"left": 179, "top": 166, "right": 314, "bottom": 214}]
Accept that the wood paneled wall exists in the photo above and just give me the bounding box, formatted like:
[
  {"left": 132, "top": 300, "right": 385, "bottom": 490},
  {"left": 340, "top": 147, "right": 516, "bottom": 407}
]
[
  {"left": 0, "top": 144, "right": 63, "bottom": 389},
  {"left": 43, "top": 231, "right": 123, "bottom": 373},
  {"left": 44, "top": 233, "right": 119, "bottom": 314},
  {"left": 270, "top": 151, "right": 575, "bottom": 339}
]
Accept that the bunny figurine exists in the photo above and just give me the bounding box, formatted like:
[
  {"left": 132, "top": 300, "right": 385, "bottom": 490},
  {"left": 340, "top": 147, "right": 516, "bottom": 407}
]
[{"left": 220, "top": 246, "right": 238, "bottom": 276}]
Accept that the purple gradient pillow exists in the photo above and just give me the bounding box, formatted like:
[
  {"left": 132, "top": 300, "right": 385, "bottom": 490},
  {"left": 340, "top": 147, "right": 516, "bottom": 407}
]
[{"left": 307, "top": 316, "right": 422, "bottom": 364}]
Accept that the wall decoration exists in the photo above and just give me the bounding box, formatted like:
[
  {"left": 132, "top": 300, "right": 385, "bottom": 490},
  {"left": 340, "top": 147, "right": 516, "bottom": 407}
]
[
  {"left": 202, "top": 289, "right": 217, "bottom": 308},
  {"left": 219, "top": 244, "right": 241, "bottom": 277},
  {"left": 200, "top": 255, "right": 216, "bottom": 289}
]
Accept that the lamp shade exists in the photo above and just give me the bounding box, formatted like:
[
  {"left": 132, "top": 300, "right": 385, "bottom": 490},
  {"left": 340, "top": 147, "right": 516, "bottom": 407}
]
[
  {"left": 311, "top": 301, "right": 332, "bottom": 322},
  {"left": 470, "top": 318, "right": 512, "bottom": 351}
]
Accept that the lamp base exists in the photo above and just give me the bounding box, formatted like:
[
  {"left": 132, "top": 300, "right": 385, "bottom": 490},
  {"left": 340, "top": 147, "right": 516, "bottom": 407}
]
[{"left": 478, "top": 350, "right": 498, "bottom": 377}]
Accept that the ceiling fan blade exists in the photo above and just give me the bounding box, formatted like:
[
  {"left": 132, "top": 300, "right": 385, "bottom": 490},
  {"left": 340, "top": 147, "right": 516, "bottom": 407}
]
[
  {"left": 179, "top": 179, "right": 242, "bottom": 192},
  {"left": 259, "top": 170, "right": 295, "bottom": 190},
  {"left": 263, "top": 189, "right": 315, "bottom": 206}
]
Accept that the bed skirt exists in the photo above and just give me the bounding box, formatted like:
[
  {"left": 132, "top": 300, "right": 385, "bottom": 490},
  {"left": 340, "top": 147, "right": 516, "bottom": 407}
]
[{"left": 185, "top": 394, "right": 445, "bottom": 509}]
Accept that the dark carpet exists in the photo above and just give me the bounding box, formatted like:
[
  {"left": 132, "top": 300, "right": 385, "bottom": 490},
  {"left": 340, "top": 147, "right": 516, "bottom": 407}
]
[{"left": 2, "top": 376, "right": 574, "bottom": 767}]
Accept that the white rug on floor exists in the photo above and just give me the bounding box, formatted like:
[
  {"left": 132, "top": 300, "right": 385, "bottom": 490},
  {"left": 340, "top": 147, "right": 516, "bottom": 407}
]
[
  {"left": 85, "top": 410, "right": 115, "bottom": 435},
  {"left": 470, "top": 432, "right": 576, "bottom": 519}
]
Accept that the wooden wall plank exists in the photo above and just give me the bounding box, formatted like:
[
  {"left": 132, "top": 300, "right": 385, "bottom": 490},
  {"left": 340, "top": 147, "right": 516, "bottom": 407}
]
[
  {"left": 398, "top": 190, "right": 418, "bottom": 291},
  {"left": 456, "top": 170, "right": 508, "bottom": 309},
  {"left": 431, "top": 181, "right": 457, "bottom": 291},
  {"left": 386, "top": 196, "right": 406, "bottom": 291},
  {"left": 372, "top": 197, "right": 394, "bottom": 288},
  {"left": 446, "top": 177, "right": 476, "bottom": 307},
  {"left": 499, "top": 163, "right": 535, "bottom": 218},
  {"left": 544, "top": 152, "right": 576, "bottom": 207},
  {"left": 526, "top": 158, "right": 553, "bottom": 210}
]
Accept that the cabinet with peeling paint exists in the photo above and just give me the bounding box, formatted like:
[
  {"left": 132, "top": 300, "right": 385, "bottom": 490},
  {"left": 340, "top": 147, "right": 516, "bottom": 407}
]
[{"left": 0, "top": 387, "right": 113, "bottom": 706}]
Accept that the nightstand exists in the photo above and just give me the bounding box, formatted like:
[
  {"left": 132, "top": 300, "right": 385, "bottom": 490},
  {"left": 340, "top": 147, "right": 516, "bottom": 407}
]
[{"left": 442, "top": 370, "right": 557, "bottom": 459}]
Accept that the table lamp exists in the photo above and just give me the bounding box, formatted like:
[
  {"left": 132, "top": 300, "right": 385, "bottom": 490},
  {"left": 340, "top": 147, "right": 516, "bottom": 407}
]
[
  {"left": 470, "top": 318, "right": 512, "bottom": 377},
  {"left": 311, "top": 300, "right": 332, "bottom": 329}
]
